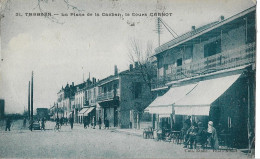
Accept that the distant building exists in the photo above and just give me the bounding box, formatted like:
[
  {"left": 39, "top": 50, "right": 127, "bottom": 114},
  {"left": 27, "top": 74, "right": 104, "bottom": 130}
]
[
  {"left": 57, "top": 82, "right": 76, "bottom": 119},
  {"left": 0, "top": 99, "right": 4, "bottom": 119}
]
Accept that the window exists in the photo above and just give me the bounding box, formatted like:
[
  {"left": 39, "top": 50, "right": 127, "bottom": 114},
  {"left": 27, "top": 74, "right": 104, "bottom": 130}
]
[
  {"left": 177, "top": 58, "right": 182, "bottom": 66},
  {"left": 134, "top": 82, "right": 142, "bottom": 99},
  {"left": 204, "top": 39, "right": 221, "bottom": 57}
]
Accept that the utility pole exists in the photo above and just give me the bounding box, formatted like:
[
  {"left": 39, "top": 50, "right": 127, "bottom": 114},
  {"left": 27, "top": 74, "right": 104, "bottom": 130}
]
[
  {"left": 28, "top": 81, "right": 30, "bottom": 120},
  {"left": 56, "top": 103, "right": 58, "bottom": 119},
  {"left": 156, "top": 18, "right": 161, "bottom": 47},
  {"left": 30, "top": 71, "right": 34, "bottom": 131},
  {"left": 155, "top": 17, "right": 179, "bottom": 47}
]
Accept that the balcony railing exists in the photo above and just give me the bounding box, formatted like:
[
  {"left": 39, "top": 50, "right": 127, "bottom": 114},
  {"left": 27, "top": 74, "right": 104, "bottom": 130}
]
[
  {"left": 152, "top": 42, "right": 256, "bottom": 89},
  {"left": 97, "top": 89, "right": 119, "bottom": 102}
]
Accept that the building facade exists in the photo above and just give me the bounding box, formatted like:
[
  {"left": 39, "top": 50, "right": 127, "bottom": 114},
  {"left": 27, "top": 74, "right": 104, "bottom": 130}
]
[
  {"left": 97, "top": 65, "right": 153, "bottom": 128},
  {"left": 146, "top": 6, "right": 256, "bottom": 148}
]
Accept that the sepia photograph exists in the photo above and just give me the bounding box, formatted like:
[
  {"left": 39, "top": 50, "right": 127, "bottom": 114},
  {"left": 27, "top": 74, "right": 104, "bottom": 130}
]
[{"left": 0, "top": 0, "right": 257, "bottom": 158}]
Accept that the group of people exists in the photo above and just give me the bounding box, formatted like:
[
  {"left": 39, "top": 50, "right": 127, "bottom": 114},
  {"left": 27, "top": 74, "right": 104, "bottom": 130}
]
[
  {"left": 55, "top": 116, "right": 110, "bottom": 130},
  {"left": 83, "top": 117, "right": 109, "bottom": 130},
  {"left": 55, "top": 117, "right": 74, "bottom": 130},
  {"left": 182, "top": 116, "right": 219, "bottom": 149}
]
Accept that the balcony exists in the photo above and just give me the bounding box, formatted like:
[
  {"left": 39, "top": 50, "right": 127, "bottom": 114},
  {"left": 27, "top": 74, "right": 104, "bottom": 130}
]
[
  {"left": 152, "top": 42, "right": 256, "bottom": 89},
  {"left": 97, "top": 89, "right": 119, "bottom": 102}
]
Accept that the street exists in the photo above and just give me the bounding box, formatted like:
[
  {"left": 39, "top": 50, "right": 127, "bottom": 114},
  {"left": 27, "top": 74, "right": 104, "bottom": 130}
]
[{"left": 0, "top": 120, "right": 248, "bottom": 158}]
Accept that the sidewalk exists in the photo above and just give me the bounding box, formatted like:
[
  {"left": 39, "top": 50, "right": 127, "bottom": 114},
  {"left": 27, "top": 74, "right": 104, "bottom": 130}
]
[{"left": 110, "top": 128, "right": 144, "bottom": 137}]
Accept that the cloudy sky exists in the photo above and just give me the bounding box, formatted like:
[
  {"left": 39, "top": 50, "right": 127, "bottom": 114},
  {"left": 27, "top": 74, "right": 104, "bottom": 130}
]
[{"left": 0, "top": 0, "right": 255, "bottom": 113}]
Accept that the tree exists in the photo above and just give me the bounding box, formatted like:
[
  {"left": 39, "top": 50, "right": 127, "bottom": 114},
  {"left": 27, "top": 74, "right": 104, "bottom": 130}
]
[
  {"left": 128, "top": 38, "right": 157, "bottom": 91},
  {"left": 128, "top": 38, "right": 157, "bottom": 129}
]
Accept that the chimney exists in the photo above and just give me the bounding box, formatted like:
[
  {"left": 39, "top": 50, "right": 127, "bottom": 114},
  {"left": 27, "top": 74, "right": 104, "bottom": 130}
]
[
  {"left": 134, "top": 62, "right": 139, "bottom": 68},
  {"left": 72, "top": 82, "right": 74, "bottom": 86},
  {"left": 92, "top": 77, "right": 95, "bottom": 84},
  {"left": 191, "top": 26, "right": 196, "bottom": 31},
  {"left": 219, "top": 15, "right": 224, "bottom": 21},
  {"left": 114, "top": 65, "right": 118, "bottom": 75},
  {"left": 129, "top": 64, "right": 133, "bottom": 71}
]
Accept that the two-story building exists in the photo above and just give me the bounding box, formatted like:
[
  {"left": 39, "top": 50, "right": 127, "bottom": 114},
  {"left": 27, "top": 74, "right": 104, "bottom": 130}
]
[
  {"left": 146, "top": 6, "right": 256, "bottom": 148},
  {"left": 97, "top": 65, "right": 153, "bottom": 128}
]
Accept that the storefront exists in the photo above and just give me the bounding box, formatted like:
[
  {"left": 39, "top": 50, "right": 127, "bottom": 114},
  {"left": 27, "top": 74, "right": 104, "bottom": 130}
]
[{"left": 148, "top": 69, "right": 253, "bottom": 148}]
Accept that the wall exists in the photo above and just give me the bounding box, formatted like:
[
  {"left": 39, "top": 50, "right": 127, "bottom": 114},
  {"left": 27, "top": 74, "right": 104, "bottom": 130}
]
[
  {"left": 210, "top": 74, "right": 249, "bottom": 148},
  {"left": 156, "top": 17, "right": 249, "bottom": 80},
  {"left": 119, "top": 72, "right": 153, "bottom": 128}
]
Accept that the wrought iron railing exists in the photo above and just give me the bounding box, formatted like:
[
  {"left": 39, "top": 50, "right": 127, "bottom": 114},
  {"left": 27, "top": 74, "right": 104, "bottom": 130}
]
[
  {"left": 97, "top": 89, "right": 119, "bottom": 102},
  {"left": 152, "top": 42, "right": 256, "bottom": 89}
]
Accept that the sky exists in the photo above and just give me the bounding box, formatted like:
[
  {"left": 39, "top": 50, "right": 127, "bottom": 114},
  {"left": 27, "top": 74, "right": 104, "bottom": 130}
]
[{"left": 0, "top": 0, "right": 256, "bottom": 114}]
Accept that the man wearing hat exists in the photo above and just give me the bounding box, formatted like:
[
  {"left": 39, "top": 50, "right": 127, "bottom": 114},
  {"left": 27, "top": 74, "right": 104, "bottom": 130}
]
[{"left": 207, "top": 121, "right": 219, "bottom": 149}]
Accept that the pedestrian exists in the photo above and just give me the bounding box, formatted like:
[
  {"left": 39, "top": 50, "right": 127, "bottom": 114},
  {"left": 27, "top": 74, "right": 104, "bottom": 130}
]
[
  {"left": 195, "top": 122, "right": 207, "bottom": 148},
  {"left": 56, "top": 117, "right": 60, "bottom": 129},
  {"left": 182, "top": 116, "right": 191, "bottom": 144},
  {"left": 98, "top": 117, "right": 102, "bottom": 129},
  {"left": 104, "top": 118, "right": 107, "bottom": 129},
  {"left": 183, "top": 121, "right": 198, "bottom": 149},
  {"left": 41, "top": 118, "right": 45, "bottom": 131},
  {"left": 105, "top": 118, "right": 110, "bottom": 129},
  {"left": 65, "top": 117, "right": 68, "bottom": 126},
  {"left": 60, "top": 117, "right": 63, "bottom": 126},
  {"left": 92, "top": 116, "right": 96, "bottom": 129},
  {"left": 84, "top": 117, "right": 87, "bottom": 129},
  {"left": 70, "top": 117, "right": 74, "bottom": 129},
  {"left": 5, "top": 117, "right": 11, "bottom": 131},
  {"left": 23, "top": 118, "right": 27, "bottom": 128},
  {"left": 207, "top": 121, "right": 219, "bottom": 149}
]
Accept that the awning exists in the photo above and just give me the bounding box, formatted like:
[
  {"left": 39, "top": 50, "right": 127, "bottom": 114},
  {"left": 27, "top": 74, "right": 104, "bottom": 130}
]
[
  {"left": 146, "top": 83, "right": 198, "bottom": 114},
  {"left": 159, "top": 114, "right": 171, "bottom": 118},
  {"left": 78, "top": 108, "right": 89, "bottom": 115},
  {"left": 84, "top": 107, "right": 95, "bottom": 116},
  {"left": 174, "top": 74, "right": 241, "bottom": 115}
]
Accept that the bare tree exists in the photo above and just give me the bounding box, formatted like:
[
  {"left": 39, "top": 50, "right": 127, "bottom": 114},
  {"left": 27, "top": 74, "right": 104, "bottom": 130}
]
[
  {"left": 128, "top": 38, "right": 157, "bottom": 91},
  {"left": 128, "top": 38, "right": 157, "bottom": 129}
]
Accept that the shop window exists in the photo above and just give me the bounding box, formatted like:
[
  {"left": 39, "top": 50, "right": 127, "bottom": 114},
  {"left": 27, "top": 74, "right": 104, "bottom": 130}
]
[{"left": 204, "top": 39, "right": 221, "bottom": 57}]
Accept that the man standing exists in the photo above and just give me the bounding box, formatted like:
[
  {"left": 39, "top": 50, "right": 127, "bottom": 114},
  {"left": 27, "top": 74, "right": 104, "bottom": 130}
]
[
  {"left": 182, "top": 116, "right": 191, "bottom": 147},
  {"left": 41, "top": 118, "right": 45, "bottom": 131},
  {"left": 92, "top": 116, "right": 96, "bottom": 129},
  {"left": 70, "top": 117, "right": 74, "bottom": 129},
  {"left": 98, "top": 117, "right": 102, "bottom": 129},
  {"left": 5, "top": 117, "right": 11, "bottom": 131}
]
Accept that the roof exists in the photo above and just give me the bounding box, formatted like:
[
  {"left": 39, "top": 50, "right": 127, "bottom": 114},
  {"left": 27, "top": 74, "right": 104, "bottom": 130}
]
[{"left": 154, "top": 6, "right": 256, "bottom": 56}]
